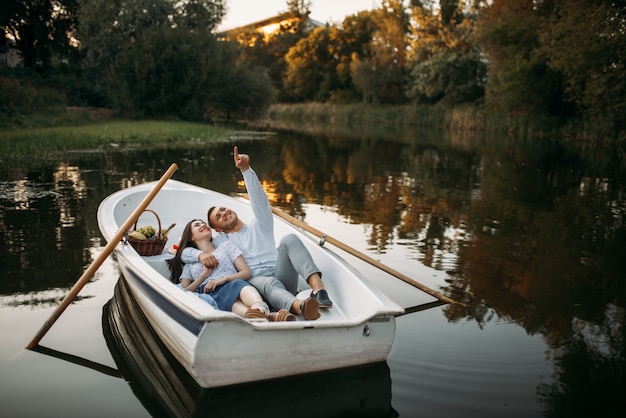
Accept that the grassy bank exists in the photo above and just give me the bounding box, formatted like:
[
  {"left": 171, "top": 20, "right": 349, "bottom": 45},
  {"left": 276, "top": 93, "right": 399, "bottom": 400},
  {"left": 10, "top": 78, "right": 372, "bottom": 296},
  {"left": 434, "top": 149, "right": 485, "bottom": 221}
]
[
  {"left": 0, "top": 120, "right": 232, "bottom": 158},
  {"left": 267, "top": 102, "right": 561, "bottom": 137},
  {"left": 265, "top": 103, "right": 622, "bottom": 143}
]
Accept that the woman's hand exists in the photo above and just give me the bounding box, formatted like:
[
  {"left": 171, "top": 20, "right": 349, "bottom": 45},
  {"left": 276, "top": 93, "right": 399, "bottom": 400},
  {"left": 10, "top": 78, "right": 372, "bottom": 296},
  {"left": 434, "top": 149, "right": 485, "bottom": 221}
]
[
  {"left": 203, "top": 277, "right": 226, "bottom": 292},
  {"left": 198, "top": 265, "right": 212, "bottom": 279}
]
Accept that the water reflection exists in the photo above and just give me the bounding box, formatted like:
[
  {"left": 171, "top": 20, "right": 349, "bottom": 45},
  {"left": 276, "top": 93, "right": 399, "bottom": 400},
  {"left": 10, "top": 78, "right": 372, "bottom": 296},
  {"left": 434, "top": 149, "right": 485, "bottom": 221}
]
[
  {"left": 1, "top": 127, "right": 625, "bottom": 415},
  {"left": 103, "top": 276, "right": 397, "bottom": 418},
  {"left": 537, "top": 303, "right": 625, "bottom": 417}
]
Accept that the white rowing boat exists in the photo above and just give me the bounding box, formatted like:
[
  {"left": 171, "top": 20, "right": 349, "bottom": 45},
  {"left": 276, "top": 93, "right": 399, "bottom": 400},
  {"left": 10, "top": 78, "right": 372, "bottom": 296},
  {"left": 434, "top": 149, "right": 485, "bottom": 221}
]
[
  {"left": 97, "top": 179, "right": 404, "bottom": 388},
  {"left": 103, "top": 276, "right": 397, "bottom": 417}
]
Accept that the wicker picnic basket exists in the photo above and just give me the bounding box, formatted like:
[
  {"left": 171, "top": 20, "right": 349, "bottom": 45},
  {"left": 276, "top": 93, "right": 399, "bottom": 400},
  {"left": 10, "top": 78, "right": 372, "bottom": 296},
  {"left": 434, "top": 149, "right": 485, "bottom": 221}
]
[{"left": 126, "top": 209, "right": 167, "bottom": 256}]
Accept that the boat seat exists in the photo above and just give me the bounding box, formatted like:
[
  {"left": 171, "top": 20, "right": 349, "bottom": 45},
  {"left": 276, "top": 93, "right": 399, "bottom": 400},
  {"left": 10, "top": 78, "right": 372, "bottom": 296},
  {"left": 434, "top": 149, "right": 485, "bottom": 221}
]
[{"left": 142, "top": 252, "right": 173, "bottom": 279}]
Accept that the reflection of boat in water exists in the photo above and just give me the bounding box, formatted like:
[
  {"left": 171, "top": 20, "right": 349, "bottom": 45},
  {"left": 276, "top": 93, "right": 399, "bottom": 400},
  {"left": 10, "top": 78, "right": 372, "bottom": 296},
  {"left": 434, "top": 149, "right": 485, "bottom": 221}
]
[
  {"left": 103, "top": 276, "right": 398, "bottom": 418},
  {"left": 98, "top": 179, "right": 403, "bottom": 388}
]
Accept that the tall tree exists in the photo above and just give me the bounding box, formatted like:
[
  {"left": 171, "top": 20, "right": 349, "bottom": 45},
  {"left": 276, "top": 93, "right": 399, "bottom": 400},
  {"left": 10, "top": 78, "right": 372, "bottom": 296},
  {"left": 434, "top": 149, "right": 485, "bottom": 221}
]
[
  {"left": 282, "top": 9, "right": 378, "bottom": 103},
  {"left": 539, "top": 0, "right": 626, "bottom": 122},
  {"left": 229, "top": 1, "right": 312, "bottom": 101},
  {"left": 78, "top": 0, "right": 225, "bottom": 73},
  {"left": 110, "top": 26, "right": 272, "bottom": 120},
  {"left": 476, "top": 0, "right": 565, "bottom": 116},
  {"left": 351, "top": 0, "right": 410, "bottom": 104},
  {"left": 77, "top": 0, "right": 226, "bottom": 109},
  {"left": 286, "top": 0, "right": 311, "bottom": 16},
  {"left": 330, "top": 11, "right": 378, "bottom": 102},
  {"left": 406, "top": 1, "right": 486, "bottom": 105},
  {"left": 0, "top": 0, "right": 78, "bottom": 71},
  {"left": 284, "top": 26, "right": 335, "bottom": 101},
  {"left": 175, "top": 0, "right": 226, "bottom": 30}
]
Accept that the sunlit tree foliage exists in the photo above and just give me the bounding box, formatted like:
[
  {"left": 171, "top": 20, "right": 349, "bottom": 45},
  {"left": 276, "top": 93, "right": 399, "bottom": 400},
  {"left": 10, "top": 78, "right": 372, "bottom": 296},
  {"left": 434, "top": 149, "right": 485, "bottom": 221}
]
[
  {"left": 350, "top": 0, "right": 410, "bottom": 104},
  {"left": 406, "top": 1, "right": 486, "bottom": 105}
]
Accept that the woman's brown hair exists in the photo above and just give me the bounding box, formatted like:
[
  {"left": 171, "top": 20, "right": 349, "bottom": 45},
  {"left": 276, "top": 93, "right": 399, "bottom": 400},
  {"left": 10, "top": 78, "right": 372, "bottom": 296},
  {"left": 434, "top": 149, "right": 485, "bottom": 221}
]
[{"left": 167, "top": 219, "right": 203, "bottom": 284}]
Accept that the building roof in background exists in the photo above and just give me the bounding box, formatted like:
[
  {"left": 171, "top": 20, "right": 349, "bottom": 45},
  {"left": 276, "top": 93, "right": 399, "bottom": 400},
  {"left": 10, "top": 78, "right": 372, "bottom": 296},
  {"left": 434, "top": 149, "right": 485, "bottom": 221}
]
[{"left": 222, "top": 11, "right": 322, "bottom": 38}]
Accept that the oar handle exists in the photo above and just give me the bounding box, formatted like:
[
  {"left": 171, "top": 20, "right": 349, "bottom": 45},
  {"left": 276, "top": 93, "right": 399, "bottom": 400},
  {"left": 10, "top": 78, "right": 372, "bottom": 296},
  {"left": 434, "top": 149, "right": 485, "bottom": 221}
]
[
  {"left": 25, "top": 163, "right": 178, "bottom": 350},
  {"left": 271, "top": 206, "right": 460, "bottom": 306}
]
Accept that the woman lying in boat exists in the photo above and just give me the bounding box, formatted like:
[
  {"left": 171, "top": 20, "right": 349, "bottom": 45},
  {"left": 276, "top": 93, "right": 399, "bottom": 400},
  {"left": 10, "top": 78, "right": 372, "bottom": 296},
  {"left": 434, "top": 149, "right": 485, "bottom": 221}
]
[{"left": 168, "top": 219, "right": 296, "bottom": 322}]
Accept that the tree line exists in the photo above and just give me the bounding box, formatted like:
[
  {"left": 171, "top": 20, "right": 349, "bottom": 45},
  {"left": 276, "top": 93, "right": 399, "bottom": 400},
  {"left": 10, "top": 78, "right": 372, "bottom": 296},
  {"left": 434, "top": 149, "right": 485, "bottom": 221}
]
[{"left": 1, "top": 0, "right": 624, "bottom": 134}]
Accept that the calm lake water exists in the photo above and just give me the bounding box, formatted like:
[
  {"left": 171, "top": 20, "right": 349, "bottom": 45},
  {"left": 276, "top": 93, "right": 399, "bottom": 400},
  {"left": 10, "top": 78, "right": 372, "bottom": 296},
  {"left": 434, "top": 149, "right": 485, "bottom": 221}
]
[{"left": 1, "top": 125, "right": 625, "bottom": 417}]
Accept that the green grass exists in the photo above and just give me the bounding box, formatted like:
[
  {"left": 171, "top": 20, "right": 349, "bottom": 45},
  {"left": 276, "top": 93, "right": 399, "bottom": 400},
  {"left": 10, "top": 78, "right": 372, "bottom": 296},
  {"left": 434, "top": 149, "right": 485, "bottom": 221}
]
[
  {"left": 0, "top": 120, "right": 232, "bottom": 158},
  {"left": 266, "top": 102, "right": 567, "bottom": 140}
]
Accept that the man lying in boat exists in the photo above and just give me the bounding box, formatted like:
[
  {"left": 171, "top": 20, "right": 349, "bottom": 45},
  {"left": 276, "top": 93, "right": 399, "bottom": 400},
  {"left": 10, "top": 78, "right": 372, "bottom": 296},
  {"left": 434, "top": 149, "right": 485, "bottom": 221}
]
[
  {"left": 169, "top": 219, "right": 296, "bottom": 322},
  {"left": 182, "top": 146, "right": 333, "bottom": 321}
]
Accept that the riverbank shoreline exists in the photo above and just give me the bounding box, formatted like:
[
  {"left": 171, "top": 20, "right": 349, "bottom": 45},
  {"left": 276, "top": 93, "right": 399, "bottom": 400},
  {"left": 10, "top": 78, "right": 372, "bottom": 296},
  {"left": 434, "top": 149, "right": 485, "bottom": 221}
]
[
  {"left": 248, "top": 103, "right": 621, "bottom": 144},
  {"left": 3, "top": 102, "right": 623, "bottom": 145}
]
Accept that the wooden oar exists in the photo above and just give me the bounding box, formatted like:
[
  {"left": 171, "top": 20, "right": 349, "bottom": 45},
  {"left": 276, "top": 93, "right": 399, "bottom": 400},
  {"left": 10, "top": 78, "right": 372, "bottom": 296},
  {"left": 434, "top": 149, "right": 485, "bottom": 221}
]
[
  {"left": 270, "top": 206, "right": 460, "bottom": 306},
  {"left": 25, "top": 163, "right": 178, "bottom": 350}
]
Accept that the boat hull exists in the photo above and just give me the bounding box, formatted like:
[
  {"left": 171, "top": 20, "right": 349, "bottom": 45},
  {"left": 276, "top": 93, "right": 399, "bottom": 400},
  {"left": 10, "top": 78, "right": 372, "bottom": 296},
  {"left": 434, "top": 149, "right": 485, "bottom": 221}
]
[{"left": 103, "top": 277, "right": 397, "bottom": 417}]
